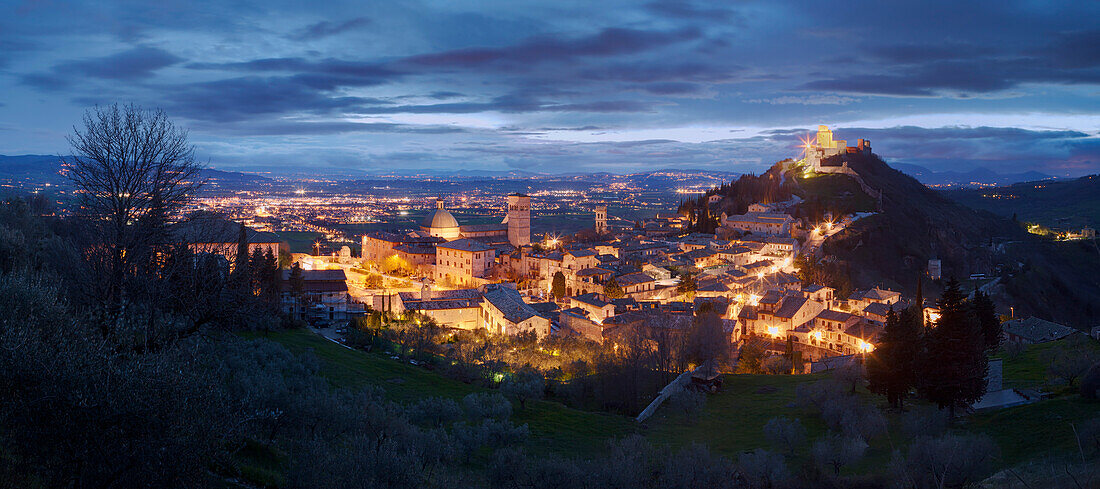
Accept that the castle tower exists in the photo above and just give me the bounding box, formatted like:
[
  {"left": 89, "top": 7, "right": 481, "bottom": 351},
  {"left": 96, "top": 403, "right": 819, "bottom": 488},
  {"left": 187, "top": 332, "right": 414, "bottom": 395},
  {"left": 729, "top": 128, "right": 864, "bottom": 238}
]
[
  {"left": 506, "top": 193, "right": 530, "bottom": 247},
  {"left": 595, "top": 206, "right": 607, "bottom": 234}
]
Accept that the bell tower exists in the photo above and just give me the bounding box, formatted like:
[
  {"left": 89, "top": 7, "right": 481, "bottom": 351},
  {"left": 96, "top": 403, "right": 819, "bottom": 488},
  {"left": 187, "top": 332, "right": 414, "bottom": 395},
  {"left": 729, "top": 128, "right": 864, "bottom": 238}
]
[{"left": 506, "top": 193, "right": 530, "bottom": 247}]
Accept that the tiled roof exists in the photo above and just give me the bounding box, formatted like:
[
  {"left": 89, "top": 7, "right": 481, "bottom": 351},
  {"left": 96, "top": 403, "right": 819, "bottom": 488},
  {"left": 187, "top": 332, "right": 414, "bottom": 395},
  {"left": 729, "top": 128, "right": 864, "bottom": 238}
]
[
  {"left": 617, "top": 272, "right": 655, "bottom": 286},
  {"left": 437, "top": 238, "right": 494, "bottom": 252},
  {"left": 405, "top": 299, "right": 481, "bottom": 310},
  {"left": 483, "top": 286, "right": 539, "bottom": 323},
  {"left": 281, "top": 269, "right": 346, "bottom": 281},
  {"left": 774, "top": 296, "right": 808, "bottom": 319},
  {"left": 862, "top": 302, "right": 893, "bottom": 317},
  {"left": 459, "top": 223, "right": 507, "bottom": 232},
  {"left": 173, "top": 218, "right": 281, "bottom": 244},
  {"left": 817, "top": 309, "right": 855, "bottom": 323},
  {"left": 1002, "top": 317, "right": 1079, "bottom": 343},
  {"left": 577, "top": 267, "right": 613, "bottom": 277},
  {"left": 572, "top": 293, "right": 611, "bottom": 308},
  {"left": 394, "top": 244, "right": 436, "bottom": 255},
  {"left": 398, "top": 288, "right": 483, "bottom": 302}
]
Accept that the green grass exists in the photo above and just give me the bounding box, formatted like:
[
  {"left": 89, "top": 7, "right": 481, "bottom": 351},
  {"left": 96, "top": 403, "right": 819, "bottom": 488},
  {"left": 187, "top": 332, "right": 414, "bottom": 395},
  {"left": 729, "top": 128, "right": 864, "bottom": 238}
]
[
  {"left": 276, "top": 231, "right": 323, "bottom": 254},
  {"left": 248, "top": 330, "right": 1100, "bottom": 469},
  {"left": 644, "top": 374, "right": 827, "bottom": 456},
  {"left": 967, "top": 396, "right": 1100, "bottom": 466},
  {"left": 993, "top": 337, "right": 1100, "bottom": 390},
  {"left": 642, "top": 374, "right": 904, "bottom": 473},
  {"left": 794, "top": 173, "right": 878, "bottom": 214},
  {"left": 251, "top": 329, "right": 637, "bottom": 456}
]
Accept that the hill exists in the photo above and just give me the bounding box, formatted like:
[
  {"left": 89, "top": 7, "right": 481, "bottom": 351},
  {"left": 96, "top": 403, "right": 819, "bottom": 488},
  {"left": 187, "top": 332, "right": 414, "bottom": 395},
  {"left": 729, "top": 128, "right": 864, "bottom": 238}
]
[
  {"left": 0, "top": 154, "right": 271, "bottom": 190},
  {"left": 804, "top": 153, "right": 1100, "bottom": 328},
  {"left": 943, "top": 174, "right": 1100, "bottom": 229},
  {"left": 892, "top": 163, "right": 1053, "bottom": 188},
  {"left": 808, "top": 152, "right": 1022, "bottom": 288}
]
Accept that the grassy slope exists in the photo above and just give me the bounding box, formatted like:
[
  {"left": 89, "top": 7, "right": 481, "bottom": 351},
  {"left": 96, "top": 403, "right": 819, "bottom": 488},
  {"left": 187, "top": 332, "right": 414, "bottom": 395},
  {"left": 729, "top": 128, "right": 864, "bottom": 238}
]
[
  {"left": 276, "top": 231, "right": 323, "bottom": 254},
  {"left": 252, "top": 329, "right": 638, "bottom": 456},
  {"left": 644, "top": 338, "right": 1100, "bottom": 471},
  {"left": 250, "top": 330, "right": 1097, "bottom": 471},
  {"left": 793, "top": 172, "right": 878, "bottom": 214}
]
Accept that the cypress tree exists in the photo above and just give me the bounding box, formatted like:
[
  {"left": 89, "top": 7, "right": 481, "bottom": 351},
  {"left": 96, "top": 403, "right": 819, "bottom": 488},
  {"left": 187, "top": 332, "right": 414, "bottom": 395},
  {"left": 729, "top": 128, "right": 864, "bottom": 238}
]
[
  {"left": 232, "top": 225, "right": 250, "bottom": 289},
  {"left": 551, "top": 271, "right": 566, "bottom": 300},
  {"left": 867, "top": 306, "right": 923, "bottom": 409},
  {"left": 917, "top": 279, "right": 989, "bottom": 419},
  {"left": 972, "top": 290, "right": 1001, "bottom": 352}
]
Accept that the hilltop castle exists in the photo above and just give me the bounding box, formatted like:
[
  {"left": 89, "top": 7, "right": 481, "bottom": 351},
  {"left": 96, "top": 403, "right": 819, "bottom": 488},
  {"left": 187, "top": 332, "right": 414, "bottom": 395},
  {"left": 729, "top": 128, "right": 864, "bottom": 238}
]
[{"left": 804, "top": 125, "right": 871, "bottom": 171}]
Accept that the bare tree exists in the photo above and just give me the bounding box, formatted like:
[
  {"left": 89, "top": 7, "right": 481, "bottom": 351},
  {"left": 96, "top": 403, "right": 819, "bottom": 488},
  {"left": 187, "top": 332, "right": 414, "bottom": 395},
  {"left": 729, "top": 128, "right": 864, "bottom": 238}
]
[
  {"left": 812, "top": 434, "right": 866, "bottom": 476},
  {"left": 63, "top": 103, "right": 203, "bottom": 311},
  {"left": 764, "top": 417, "right": 807, "bottom": 457}
]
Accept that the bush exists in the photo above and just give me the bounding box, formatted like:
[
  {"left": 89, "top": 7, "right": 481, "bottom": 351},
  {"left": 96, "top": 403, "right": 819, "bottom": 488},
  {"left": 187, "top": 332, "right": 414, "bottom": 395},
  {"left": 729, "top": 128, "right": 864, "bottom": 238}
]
[
  {"left": 737, "top": 449, "right": 788, "bottom": 489},
  {"left": 462, "top": 392, "right": 512, "bottom": 421},
  {"left": 763, "top": 417, "right": 806, "bottom": 456},
  {"left": 901, "top": 406, "right": 949, "bottom": 440},
  {"left": 407, "top": 397, "right": 463, "bottom": 428},
  {"left": 1077, "top": 417, "right": 1100, "bottom": 458},
  {"left": 668, "top": 388, "right": 706, "bottom": 419},
  {"left": 812, "top": 434, "right": 865, "bottom": 475},
  {"left": 890, "top": 434, "right": 997, "bottom": 489},
  {"left": 1045, "top": 336, "right": 1099, "bottom": 386},
  {"left": 763, "top": 355, "right": 793, "bottom": 375},
  {"left": 1001, "top": 341, "right": 1025, "bottom": 359},
  {"left": 1081, "top": 362, "right": 1100, "bottom": 399}
]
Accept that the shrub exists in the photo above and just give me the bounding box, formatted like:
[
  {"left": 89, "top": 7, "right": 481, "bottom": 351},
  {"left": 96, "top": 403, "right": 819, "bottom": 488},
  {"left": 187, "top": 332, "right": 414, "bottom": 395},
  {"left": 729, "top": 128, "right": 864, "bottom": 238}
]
[
  {"left": 763, "top": 355, "right": 793, "bottom": 375},
  {"left": 1081, "top": 362, "right": 1100, "bottom": 399},
  {"left": 668, "top": 388, "right": 706, "bottom": 419},
  {"left": 890, "top": 434, "right": 997, "bottom": 489},
  {"left": 407, "top": 397, "right": 463, "bottom": 428},
  {"left": 763, "top": 417, "right": 806, "bottom": 456},
  {"left": 812, "top": 434, "right": 866, "bottom": 475},
  {"left": 737, "top": 449, "right": 788, "bottom": 489},
  {"left": 461, "top": 392, "right": 512, "bottom": 421}
]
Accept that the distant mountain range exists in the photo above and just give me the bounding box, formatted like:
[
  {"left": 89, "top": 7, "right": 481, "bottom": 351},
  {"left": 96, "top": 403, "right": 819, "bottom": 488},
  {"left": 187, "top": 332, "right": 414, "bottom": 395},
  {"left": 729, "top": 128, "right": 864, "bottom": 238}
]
[
  {"left": 891, "top": 163, "right": 1052, "bottom": 187},
  {"left": 944, "top": 174, "right": 1100, "bottom": 229},
  {"left": 0, "top": 154, "right": 271, "bottom": 187}
]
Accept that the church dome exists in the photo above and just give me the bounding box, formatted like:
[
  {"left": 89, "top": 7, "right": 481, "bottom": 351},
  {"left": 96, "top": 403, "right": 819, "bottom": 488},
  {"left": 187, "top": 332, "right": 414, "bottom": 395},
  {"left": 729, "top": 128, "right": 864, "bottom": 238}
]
[
  {"left": 423, "top": 208, "right": 459, "bottom": 229},
  {"left": 422, "top": 199, "right": 459, "bottom": 230}
]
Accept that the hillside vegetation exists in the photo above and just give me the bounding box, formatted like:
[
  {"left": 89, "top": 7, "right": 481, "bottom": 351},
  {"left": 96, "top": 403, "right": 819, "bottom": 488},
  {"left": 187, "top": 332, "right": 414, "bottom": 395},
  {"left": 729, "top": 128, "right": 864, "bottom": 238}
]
[
  {"left": 810, "top": 153, "right": 1100, "bottom": 328},
  {"left": 944, "top": 174, "right": 1100, "bottom": 229}
]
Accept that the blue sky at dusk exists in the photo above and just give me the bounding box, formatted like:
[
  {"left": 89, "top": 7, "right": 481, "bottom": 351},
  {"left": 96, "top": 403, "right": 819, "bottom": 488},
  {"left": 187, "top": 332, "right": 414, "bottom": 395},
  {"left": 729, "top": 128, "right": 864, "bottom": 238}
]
[{"left": 1, "top": 0, "right": 1099, "bottom": 176}]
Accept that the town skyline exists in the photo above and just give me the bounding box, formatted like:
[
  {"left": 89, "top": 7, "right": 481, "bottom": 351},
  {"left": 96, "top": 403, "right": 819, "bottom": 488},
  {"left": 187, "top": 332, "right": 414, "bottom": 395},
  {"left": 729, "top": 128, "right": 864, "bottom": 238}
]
[{"left": 2, "top": 1, "right": 1099, "bottom": 177}]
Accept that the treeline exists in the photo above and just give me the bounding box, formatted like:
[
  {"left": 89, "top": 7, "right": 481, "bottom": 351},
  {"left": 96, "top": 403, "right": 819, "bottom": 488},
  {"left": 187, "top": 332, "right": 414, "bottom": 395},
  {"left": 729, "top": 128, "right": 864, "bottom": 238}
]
[
  {"left": 677, "top": 162, "right": 796, "bottom": 233},
  {"left": 345, "top": 305, "right": 731, "bottom": 417},
  {"left": 866, "top": 279, "right": 1000, "bottom": 416}
]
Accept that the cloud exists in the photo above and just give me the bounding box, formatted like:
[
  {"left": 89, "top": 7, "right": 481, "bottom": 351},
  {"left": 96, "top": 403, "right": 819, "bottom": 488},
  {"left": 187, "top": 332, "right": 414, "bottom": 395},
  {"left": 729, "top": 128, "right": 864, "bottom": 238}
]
[
  {"left": 197, "top": 120, "right": 467, "bottom": 136},
  {"left": 803, "top": 35, "right": 1100, "bottom": 97},
  {"left": 644, "top": 0, "right": 742, "bottom": 22},
  {"left": 20, "top": 46, "right": 182, "bottom": 90},
  {"left": 401, "top": 27, "right": 701, "bottom": 68},
  {"left": 287, "top": 17, "right": 371, "bottom": 41},
  {"left": 347, "top": 95, "right": 653, "bottom": 115},
  {"left": 162, "top": 76, "right": 389, "bottom": 122},
  {"left": 63, "top": 46, "right": 182, "bottom": 80},
  {"left": 745, "top": 95, "right": 858, "bottom": 105}
]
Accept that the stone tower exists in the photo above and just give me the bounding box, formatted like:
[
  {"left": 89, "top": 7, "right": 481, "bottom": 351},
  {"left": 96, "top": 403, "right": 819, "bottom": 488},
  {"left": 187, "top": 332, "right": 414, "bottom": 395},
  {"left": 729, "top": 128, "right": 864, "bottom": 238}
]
[
  {"left": 506, "top": 193, "right": 530, "bottom": 247},
  {"left": 595, "top": 206, "right": 607, "bottom": 234}
]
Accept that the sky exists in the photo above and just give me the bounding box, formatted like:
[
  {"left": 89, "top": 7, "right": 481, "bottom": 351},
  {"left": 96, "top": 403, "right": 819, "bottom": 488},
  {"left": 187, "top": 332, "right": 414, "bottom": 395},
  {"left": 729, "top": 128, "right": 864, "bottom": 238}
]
[{"left": 1, "top": 0, "right": 1099, "bottom": 177}]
